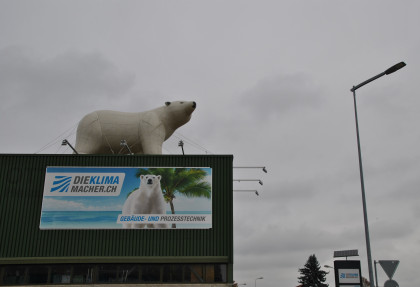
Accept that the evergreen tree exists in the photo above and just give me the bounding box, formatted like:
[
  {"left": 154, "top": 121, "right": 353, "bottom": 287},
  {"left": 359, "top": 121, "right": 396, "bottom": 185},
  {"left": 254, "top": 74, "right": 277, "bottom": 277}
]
[{"left": 298, "top": 254, "right": 329, "bottom": 287}]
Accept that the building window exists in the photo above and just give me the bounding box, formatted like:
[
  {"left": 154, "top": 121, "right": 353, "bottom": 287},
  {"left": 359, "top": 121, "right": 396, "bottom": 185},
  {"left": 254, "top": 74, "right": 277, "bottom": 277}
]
[
  {"left": 1, "top": 265, "right": 26, "bottom": 285},
  {"left": 0, "top": 263, "right": 227, "bottom": 285},
  {"left": 124, "top": 265, "right": 140, "bottom": 283},
  {"left": 215, "top": 264, "right": 227, "bottom": 282},
  {"left": 162, "top": 264, "right": 184, "bottom": 283},
  {"left": 71, "top": 264, "right": 94, "bottom": 283},
  {"left": 141, "top": 264, "right": 161, "bottom": 282},
  {"left": 97, "top": 264, "right": 140, "bottom": 283},
  {"left": 26, "top": 265, "right": 49, "bottom": 284},
  {"left": 50, "top": 265, "right": 71, "bottom": 284}
]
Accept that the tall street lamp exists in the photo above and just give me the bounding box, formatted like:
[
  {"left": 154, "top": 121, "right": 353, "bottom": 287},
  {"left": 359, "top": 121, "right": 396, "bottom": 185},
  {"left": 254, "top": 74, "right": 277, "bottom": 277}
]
[
  {"left": 255, "top": 276, "right": 263, "bottom": 287},
  {"left": 350, "top": 61, "right": 406, "bottom": 287}
]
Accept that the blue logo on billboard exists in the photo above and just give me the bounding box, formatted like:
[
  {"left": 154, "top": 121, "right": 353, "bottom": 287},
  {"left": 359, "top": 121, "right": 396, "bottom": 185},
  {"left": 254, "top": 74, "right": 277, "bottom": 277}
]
[{"left": 50, "top": 176, "right": 72, "bottom": 193}]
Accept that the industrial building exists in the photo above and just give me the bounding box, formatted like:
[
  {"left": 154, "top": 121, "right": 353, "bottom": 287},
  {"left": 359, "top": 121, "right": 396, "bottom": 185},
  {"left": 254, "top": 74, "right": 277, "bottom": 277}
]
[{"left": 0, "top": 154, "right": 233, "bottom": 286}]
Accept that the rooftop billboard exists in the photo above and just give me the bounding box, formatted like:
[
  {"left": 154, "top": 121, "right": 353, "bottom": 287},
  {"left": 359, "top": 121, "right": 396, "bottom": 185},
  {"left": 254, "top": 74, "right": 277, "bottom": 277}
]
[{"left": 41, "top": 166, "right": 212, "bottom": 229}]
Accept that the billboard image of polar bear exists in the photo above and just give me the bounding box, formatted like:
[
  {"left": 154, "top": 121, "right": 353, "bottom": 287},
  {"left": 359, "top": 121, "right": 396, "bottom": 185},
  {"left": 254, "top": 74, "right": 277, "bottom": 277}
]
[{"left": 121, "top": 174, "right": 168, "bottom": 229}]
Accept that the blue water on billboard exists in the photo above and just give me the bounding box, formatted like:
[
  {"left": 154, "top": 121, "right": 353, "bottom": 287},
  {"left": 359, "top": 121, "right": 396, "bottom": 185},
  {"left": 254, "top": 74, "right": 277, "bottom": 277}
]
[
  {"left": 40, "top": 210, "right": 211, "bottom": 229},
  {"left": 40, "top": 211, "right": 121, "bottom": 229}
]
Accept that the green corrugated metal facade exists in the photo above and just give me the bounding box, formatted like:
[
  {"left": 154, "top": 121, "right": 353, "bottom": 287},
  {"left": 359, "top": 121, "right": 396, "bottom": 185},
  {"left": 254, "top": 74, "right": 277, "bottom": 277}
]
[{"left": 0, "top": 154, "right": 233, "bottom": 277}]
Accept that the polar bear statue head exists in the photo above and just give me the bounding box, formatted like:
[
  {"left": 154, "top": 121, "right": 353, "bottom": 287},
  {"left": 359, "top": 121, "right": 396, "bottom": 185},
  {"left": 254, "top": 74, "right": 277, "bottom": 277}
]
[{"left": 161, "top": 101, "right": 196, "bottom": 134}]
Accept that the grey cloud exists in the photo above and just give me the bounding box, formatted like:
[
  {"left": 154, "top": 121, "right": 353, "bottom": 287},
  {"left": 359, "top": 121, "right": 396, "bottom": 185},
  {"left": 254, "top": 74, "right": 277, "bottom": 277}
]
[
  {"left": 371, "top": 219, "right": 415, "bottom": 241},
  {"left": 191, "top": 73, "right": 329, "bottom": 153},
  {"left": 237, "top": 73, "right": 325, "bottom": 119},
  {"left": 0, "top": 47, "right": 135, "bottom": 153},
  {"left": 0, "top": 47, "right": 135, "bottom": 110}
]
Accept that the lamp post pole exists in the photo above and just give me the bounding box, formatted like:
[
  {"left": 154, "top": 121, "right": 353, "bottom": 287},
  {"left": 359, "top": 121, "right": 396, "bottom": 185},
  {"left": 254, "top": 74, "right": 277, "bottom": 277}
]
[
  {"left": 350, "top": 62, "right": 406, "bottom": 287},
  {"left": 374, "top": 260, "right": 379, "bottom": 287},
  {"left": 254, "top": 276, "right": 263, "bottom": 287}
]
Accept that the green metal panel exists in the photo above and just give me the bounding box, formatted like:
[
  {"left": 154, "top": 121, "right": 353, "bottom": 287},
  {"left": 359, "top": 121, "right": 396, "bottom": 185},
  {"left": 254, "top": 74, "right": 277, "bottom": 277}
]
[{"left": 0, "top": 154, "right": 233, "bottom": 264}]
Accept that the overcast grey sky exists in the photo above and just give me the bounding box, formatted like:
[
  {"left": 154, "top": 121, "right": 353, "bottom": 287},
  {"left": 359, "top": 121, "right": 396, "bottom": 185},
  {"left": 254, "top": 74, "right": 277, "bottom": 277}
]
[{"left": 1, "top": 1, "right": 419, "bottom": 286}]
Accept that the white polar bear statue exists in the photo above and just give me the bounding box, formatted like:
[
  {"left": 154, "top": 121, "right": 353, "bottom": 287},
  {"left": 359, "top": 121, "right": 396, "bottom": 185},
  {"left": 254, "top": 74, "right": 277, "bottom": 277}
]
[
  {"left": 74, "top": 101, "right": 196, "bottom": 154},
  {"left": 121, "top": 174, "right": 168, "bottom": 229}
]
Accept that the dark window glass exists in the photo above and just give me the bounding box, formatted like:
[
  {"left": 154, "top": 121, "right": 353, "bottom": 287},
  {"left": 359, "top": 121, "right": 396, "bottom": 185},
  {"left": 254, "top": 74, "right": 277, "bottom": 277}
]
[
  {"left": 2, "top": 265, "right": 26, "bottom": 285},
  {"left": 124, "top": 265, "right": 140, "bottom": 283},
  {"left": 188, "top": 264, "right": 205, "bottom": 283},
  {"left": 97, "top": 264, "right": 118, "bottom": 283},
  {"left": 27, "top": 265, "right": 49, "bottom": 284},
  {"left": 162, "top": 264, "right": 183, "bottom": 282},
  {"left": 97, "top": 264, "right": 139, "bottom": 283},
  {"left": 51, "top": 265, "right": 72, "bottom": 284},
  {"left": 183, "top": 264, "right": 192, "bottom": 282},
  {"left": 71, "top": 265, "right": 94, "bottom": 284},
  {"left": 205, "top": 264, "right": 214, "bottom": 282},
  {"left": 0, "top": 262, "right": 226, "bottom": 285},
  {"left": 162, "top": 265, "right": 170, "bottom": 282},
  {"left": 141, "top": 264, "right": 161, "bottom": 282},
  {"left": 214, "top": 264, "right": 227, "bottom": 282}
]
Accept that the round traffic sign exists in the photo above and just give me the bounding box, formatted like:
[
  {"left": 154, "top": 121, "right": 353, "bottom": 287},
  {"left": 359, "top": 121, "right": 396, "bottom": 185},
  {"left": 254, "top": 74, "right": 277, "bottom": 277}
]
[{"left": 384, "top": 279, "right": 399, "bottom": 287}]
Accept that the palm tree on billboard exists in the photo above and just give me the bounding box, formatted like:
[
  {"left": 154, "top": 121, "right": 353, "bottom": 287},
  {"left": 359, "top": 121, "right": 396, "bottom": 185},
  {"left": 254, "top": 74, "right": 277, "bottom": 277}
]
[{"left": 135, "top": 168, "right": 211, "bottom": 227}]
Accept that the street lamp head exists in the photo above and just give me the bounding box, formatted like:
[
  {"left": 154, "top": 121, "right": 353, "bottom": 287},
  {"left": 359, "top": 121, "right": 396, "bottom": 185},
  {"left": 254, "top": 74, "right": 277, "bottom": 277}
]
[
  {"left": 351, "top": 61, "right": 406, "bottom": 92},
  {"left": 384, "top": 62, "right": 406, "bottom": 75}
]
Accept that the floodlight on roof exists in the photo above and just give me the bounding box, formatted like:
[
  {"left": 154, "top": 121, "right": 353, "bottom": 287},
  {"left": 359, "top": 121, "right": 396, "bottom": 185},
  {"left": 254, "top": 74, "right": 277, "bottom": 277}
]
[
  {"left": 61, "top": 139, "right": 78, "bottom": 154},
  {"left": 178, "top": 140, "right": 185, "bottom": 155},
  {"left": 233, "top": 190, "right": 260, "bottom": 196},
  {"left": 120, "top": 140, "right": 133, "bottom": 155},
  {"left": 233, "top": 179, "right": 263, "bottom": 186},
  {"left": 233, "top": 166, "right": 268, "bottom": 173}
]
